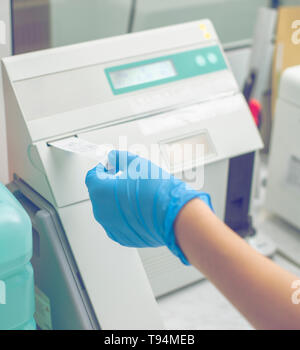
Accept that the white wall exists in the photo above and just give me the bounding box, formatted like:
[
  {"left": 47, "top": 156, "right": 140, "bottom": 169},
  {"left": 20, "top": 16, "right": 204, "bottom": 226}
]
[
  {"left": 0, "top": 0, "right": 12, "bottom": 185},
  {"left": 132, "top": 0, "right": 269, "bottom": 44},
  {"left": 50, "top": 0, "right": 132, "bottom": 47}
]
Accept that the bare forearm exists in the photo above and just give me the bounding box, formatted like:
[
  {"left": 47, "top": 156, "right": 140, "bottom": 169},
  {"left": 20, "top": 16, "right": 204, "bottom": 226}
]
[{"left": 174, "top": 199, "right": 300, "bottom": 330}]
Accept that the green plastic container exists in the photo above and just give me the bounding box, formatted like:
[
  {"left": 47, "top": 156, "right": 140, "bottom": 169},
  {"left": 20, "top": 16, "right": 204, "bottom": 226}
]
[{"left": 0, "top": 183, "right": 36, "bottom": 330}]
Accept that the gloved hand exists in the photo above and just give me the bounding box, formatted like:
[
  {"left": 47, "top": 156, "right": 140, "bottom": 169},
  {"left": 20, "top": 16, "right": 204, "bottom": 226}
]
[{"left": 85, "top": 150, "right": 213, "bottom": 265}]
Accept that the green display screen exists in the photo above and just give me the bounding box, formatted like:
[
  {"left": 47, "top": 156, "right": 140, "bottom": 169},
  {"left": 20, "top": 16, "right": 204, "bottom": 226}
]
[
  {"left": 105, "top": 45, "right": 227, "bottom": 95},
  {"left": 109, "top": 60, "right": 177, "bottom": 89}
]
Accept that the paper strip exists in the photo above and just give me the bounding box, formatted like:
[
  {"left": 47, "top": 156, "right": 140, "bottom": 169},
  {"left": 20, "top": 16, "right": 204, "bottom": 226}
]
[{"left": 48, "top": 137, "right": 114, "bottom": 170}]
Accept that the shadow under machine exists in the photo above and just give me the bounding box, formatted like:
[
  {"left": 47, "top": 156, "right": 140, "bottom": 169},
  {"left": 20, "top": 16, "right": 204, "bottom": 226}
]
[{"left": 2, "top": 20, "right": 262, "bottom": 329}]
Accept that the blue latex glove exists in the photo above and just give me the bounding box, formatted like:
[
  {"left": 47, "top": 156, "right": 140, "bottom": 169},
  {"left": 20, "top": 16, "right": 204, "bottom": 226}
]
[{"left": 85, "top": 150, "right": 213, "bottom": 265}]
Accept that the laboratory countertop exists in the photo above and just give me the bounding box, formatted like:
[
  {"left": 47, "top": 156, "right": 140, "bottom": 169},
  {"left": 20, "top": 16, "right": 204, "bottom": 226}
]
[{"left": 157, "top": 156, "right": 300, "bottom": 330}]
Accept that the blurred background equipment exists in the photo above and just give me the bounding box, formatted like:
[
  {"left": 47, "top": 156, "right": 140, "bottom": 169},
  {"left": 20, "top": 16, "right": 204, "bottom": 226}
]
[
  {"left": 11, "top": 0, "right": 269, "bottom": 52},
  {"left": 242, "top": 7, "right": 277, "bottom": 151},
  {"left": 49, "top": 0, "right": 132, "bottom": 47},
  {"left": 130, "top": 0, "right": 268, "bottom": 43},
  {"left": 272, "top": 6, "right": 300, "bottom": 115},
  {"left": 266, "top": 65, "right": 300, "bottom": 231},
  {"left": 12, "top": 0, "right": 50, "bottom": 54}
]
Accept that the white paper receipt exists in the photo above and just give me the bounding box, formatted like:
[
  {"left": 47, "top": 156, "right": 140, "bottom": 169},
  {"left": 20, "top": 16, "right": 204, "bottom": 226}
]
[{"left": 48, "top": 136, "right": 114, "bottom": 170}]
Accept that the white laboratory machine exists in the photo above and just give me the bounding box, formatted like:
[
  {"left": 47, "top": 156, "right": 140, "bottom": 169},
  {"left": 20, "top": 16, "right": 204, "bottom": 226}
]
[
  {"left": 266, "top": 65, "right": 300, "bottom": 230},
  {"left": 2, "top": 20, "right": 262, "bottom": 330}
]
